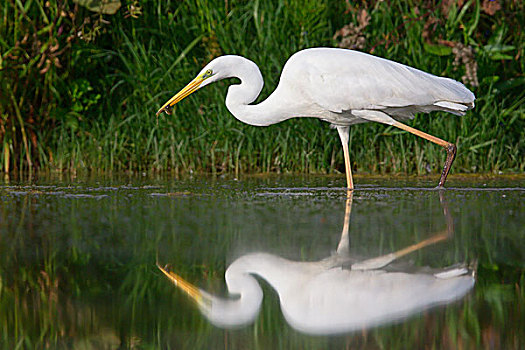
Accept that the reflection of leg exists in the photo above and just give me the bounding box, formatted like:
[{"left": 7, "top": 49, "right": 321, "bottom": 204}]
[
  {"left": 337, "top": 126, "right": 354, "bottom": 189},
  {"left": 351, "top": 231, "right": 448, "bottom": 271},
  {"left": 392, "top": 121, "right": 456, "bottom": 188},
  {"left": 336, "top": 191, "right": 354, "bottom": 255},
  {"left": 352, "top": 192, "right": 454, "bottom": 270},
  {"left": 439, "top": 190, "right": 454, "bottom": 236}
]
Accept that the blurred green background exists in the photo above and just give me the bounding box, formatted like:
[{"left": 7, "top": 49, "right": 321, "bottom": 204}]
[{"left": 1, "top": 0, "right": 523, "bottom": 175}]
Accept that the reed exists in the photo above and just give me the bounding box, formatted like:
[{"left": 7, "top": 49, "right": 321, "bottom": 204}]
[{"left": 1, "top": 0, "right": 523, "bottom": 175}]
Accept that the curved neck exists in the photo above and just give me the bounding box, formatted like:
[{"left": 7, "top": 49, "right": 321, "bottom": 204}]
[
  {"left": 203, "top": 257, "right": 264, "bottom": 328},
  {"left": 203, "top": 253, "right": 302, "bottom": 328},
  {"left": 226, "top": 253, "right": 294, "bottom": 292},
  {"left": 223, "top": 57, "right": 291, "bottom": 126}
]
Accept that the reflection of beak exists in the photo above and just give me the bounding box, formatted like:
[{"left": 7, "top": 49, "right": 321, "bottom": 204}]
[
  {"left": 157, "top": 262, "right": 209, "bottom": 308},
  {"left": 156, "top": 76, "right": 204, "bottom": 116}
]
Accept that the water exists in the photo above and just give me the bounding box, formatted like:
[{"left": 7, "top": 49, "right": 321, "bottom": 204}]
[{"left": 0, "top": 175, "right": 523, "bottom": 349}]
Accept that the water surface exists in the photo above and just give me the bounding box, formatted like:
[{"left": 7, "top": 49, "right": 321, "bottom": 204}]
[{"left": 0, "top": 175, "right": 523, "bottom": 349}]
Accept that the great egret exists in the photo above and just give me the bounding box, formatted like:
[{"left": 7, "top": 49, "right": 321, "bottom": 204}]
[
  {"left": 158, "top": 192, "right": 475, "bottom": 334},
  {"left": 157, "top": 48, "right": 475, "bottom": 189}
]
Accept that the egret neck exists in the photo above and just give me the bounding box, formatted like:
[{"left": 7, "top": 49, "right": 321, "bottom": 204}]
[{"left": 223, "top": 56, "right": 291, "bottom": 126}]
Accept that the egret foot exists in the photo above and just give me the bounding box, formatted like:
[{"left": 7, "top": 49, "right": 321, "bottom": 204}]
[
  {"left": 392, "top": 121, "right": 457, "bottom": 188},
  {"left": 437, "top": 144, "right": 457, "bottom": 188}
]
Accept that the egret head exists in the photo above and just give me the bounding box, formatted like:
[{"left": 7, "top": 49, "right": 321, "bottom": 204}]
[
  {"left": 156, "top": 55, "right": 261, "bottom": 116},
  {"left": 157, "top": 262, "right": 263, "bottom": 329},
  {"left": 156, "top": 56, "right": 236, "bottom": 116}
]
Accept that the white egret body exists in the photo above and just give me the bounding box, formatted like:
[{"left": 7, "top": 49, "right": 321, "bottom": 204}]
[
  {"left": 157, "top": 48, "right": 475, "bottom": 188},
  {"left": 158, "top": 193, "right": 475, "bottom": 334},
  {"left": 161, "top": 252, "right": 473, "bottom": 334}
]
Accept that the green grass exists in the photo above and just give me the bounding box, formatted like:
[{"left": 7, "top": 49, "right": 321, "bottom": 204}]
[{"left": 1, "top": 0, "right": 524, "bottom": 175}]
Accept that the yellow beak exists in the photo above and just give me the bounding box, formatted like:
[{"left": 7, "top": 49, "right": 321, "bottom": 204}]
[
  {"left": 156, "top": 76, "right": 205, "bottom": 116},
  {"left": 157, "top": 262, "right": 207, "bottom": 307}
]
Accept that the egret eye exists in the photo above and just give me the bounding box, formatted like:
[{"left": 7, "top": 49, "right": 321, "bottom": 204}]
[{"left": 203, "top": 69, "right": 213, "bottom": 79}]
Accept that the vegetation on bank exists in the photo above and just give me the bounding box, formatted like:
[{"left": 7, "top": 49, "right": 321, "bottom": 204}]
[{"left": 1, "top": 0, "right": 523, "bottom": 175}]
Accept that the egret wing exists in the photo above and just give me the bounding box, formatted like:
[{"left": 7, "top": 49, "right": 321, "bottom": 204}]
[{"left": 284, "top": 48, "right": 473, "bottom": 114}]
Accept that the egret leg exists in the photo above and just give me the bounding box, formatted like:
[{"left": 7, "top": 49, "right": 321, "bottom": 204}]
[
  {"left": 336, "top": 190, "right": 353, "bottom": 255},
  {"left": 392, "top": 121, "right": 456, "bottom": 188},
  {"left": 351, "top": 230, "right": 449, "bottom": 270},
  {"left": 439, "top": 190, "right": 454, "bottom": 236},
  {"left": 337, "top": 126, "right": 354, "bottom": 189},
  {"left": 352, "top": 191, "right": 454, "bottom": 271}
]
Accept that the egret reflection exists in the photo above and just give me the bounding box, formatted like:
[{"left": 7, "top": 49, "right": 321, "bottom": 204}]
[{"left": 158, "top": 192, "right": 475, "bottom": 335}]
